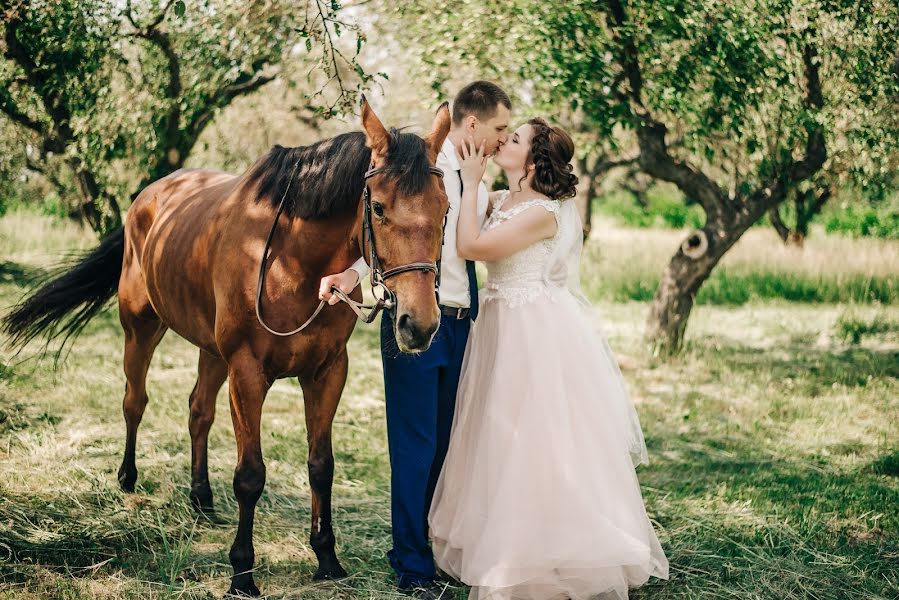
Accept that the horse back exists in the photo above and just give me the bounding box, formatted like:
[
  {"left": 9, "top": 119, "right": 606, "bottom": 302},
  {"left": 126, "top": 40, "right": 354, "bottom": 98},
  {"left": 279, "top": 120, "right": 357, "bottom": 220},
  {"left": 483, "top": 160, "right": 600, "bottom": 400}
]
[{"left": 123, "top": 168, "right": 240, "bottom": 352}]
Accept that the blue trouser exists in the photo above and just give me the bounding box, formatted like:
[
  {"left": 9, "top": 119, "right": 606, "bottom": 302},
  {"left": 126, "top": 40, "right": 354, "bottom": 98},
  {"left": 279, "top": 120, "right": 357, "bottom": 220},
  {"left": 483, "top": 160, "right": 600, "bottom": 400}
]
[{"left": 381, "top": 311, "right": 471, "bottom": 588}]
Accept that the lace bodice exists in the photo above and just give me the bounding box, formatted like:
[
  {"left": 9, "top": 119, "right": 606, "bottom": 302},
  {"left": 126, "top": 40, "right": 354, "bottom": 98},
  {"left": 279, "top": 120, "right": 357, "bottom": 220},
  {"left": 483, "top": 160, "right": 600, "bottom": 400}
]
[{"left": 481, "top": 192, "right": 562, "bottom": 308}]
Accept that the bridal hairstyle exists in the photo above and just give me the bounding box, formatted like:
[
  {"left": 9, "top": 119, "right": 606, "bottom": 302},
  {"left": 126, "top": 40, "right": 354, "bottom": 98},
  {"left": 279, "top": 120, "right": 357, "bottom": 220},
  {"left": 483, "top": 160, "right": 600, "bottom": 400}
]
[
  {"left": 452, "top": 80, "right": 512, "bottom": 125},
  {"left": 526, "top": 117, "right": 579, "bottom": 201}
]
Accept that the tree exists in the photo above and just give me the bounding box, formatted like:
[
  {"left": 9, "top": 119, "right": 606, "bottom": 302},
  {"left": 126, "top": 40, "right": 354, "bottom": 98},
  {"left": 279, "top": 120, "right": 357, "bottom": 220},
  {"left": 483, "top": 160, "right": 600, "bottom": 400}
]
[
  {"left": 0, "top": 0, "right": 372, "bottom": 234},
  {"left": 391, "top": 0, "right": 899, "bottom": 353}
]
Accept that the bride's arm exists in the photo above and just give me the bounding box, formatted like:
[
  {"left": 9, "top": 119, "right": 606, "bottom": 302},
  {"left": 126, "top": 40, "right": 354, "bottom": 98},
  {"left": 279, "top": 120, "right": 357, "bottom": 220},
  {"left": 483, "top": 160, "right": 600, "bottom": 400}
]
[
  {"left": 457, "top": 141, "right": 555, "bottom": 261},
  {"left": 457, "top": 203, "right": 557, "bottom": 262}
]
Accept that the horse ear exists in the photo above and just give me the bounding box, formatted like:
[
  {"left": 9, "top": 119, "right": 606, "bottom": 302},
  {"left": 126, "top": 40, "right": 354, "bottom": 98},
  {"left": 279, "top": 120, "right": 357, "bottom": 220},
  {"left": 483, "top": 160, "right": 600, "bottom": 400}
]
[
  {"left": 361, "top": 95, "right": 389, "bottom": 161},
  {"left": 424, "top": 101, "right": 451, "bottom": 162}
]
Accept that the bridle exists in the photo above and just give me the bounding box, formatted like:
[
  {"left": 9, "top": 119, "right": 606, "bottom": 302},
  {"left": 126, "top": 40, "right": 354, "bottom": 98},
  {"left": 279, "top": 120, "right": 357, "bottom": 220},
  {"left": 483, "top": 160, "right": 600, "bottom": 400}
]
[{"left": 255, "top": 161, "right": 445, "bottom": 336}]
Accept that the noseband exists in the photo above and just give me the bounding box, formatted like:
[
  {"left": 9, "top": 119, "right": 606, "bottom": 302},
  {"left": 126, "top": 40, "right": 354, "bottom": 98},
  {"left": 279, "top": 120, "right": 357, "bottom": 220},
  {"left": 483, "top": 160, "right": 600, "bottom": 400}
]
[{"left": 255, "top": 161, "right": 444, "bottom": 336}]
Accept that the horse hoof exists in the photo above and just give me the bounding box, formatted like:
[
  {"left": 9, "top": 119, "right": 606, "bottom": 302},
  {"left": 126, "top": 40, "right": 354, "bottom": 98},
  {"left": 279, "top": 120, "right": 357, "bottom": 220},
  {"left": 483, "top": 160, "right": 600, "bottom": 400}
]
[
  {"left": 313, "top": 562, "right": 348, "bottom": 581},
  {"left": 117, "top": 468, "right": 136, "bottom": 493},
  {"left": 190, "top": 491, "right": 215, "bottom": 515},
  {"left": 225, "top": 579, "right": 260, "bottom": 598}
]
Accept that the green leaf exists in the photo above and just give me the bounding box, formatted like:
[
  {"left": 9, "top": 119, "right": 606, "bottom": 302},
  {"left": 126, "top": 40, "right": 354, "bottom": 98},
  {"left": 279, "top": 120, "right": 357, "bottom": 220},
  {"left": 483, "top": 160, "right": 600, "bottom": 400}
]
[{"left": 173, "top": 0, "right": 185, "bottom": 18}]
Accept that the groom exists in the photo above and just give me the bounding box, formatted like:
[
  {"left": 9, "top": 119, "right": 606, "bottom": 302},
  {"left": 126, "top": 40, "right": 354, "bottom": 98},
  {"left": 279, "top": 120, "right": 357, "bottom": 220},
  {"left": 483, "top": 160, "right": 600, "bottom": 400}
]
[{"left": 319, "top": 81, "right": 511, "bottom": 598}]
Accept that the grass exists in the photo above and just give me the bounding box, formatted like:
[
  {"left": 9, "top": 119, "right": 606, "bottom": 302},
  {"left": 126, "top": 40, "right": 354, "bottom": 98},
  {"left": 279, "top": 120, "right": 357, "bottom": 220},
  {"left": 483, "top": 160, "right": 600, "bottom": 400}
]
[
  {"left": 835, "top": 309, "right": 899, "bottom": 344},
  {"left": 0, "top": 212, "right": 897, "bottom": 599},
  {"left": 596, "top": 188, "right": 706, "bottom": 230},
  {"left": 582, "top": 219, "right": 899, "bottom": 305}
]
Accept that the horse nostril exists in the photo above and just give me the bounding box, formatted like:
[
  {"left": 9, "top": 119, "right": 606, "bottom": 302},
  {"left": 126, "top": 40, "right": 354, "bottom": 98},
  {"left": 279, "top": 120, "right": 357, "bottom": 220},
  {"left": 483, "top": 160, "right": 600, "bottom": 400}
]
[{"left": 397, "top": 313, "right": 413, "bottom": 335}]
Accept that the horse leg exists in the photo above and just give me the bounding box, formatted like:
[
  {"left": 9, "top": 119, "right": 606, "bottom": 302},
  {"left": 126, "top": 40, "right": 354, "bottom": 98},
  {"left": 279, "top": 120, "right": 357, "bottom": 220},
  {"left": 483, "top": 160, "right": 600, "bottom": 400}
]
[
  {"left": 299, "top": 349, "right": 349, "bottom": 581},
  {"left": 188, "top": 349, "right": 228, "bottom": 514},
  {"left": 117, "top": 314, "right": 167, "bottom": 493},
  {"left": 226, "top": 353, "right": 272, "bottom": 598}
]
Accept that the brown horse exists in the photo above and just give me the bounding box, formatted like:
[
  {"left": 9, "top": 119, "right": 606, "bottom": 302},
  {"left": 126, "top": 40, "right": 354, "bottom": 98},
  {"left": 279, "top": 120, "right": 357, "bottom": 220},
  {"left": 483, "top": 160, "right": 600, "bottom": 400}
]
[{"left": 2, "top": 98, "right": 451, "bottom": 596}]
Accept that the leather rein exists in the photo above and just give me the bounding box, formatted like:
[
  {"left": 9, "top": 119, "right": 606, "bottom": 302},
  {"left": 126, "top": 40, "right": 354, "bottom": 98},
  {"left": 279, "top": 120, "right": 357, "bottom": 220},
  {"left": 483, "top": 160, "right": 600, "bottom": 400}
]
[{"left": 255, "top": 162, "right": 444, "bottom": 337}]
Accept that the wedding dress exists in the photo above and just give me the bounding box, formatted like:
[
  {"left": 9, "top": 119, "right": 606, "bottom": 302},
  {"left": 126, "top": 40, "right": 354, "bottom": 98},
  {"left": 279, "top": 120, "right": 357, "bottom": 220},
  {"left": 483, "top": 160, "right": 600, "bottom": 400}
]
[{"left": 428, "top": 192, "right": 669, "bottom": 600}]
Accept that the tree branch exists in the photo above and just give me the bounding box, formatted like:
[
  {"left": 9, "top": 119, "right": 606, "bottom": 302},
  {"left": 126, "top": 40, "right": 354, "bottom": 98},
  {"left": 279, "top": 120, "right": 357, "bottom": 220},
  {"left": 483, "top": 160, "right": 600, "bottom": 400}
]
[
  {"left": 740, "top": 39, "right": 827, "bottom": 226},
  {"left": 789, "top": 42, "right": 826, "bottom": 182},
  {"left": 125, "top": 0, "right": 178, "bottom": 32},
  {"left": 808, "top": 186, "right": 830, "bottom": 219},
  {"left": 125, "top": 7, "right": 182, "bottom": 167},
  {"left": 601, "top": 0, "right": 731, "bottom": 226},
  {"left": 592, "top": 154, "right": 637, "bottom": 178},
  {"left": 291, "top": 103, "right": 324, "bottom": 132},
  {"left": 0, "top": 88, "right": 45, "bottom": 134},
  {"left": 222, "top": 70, "right": 280, "bottom": 103},
  {"left": 3, "top": 9, "right": 72, "bottom": 153},
  {"left": 186, "top": 67, "right": 280, "bottom": 140},
  {"left": 768, "top": 205, "right": 790, "bottom": 242}
]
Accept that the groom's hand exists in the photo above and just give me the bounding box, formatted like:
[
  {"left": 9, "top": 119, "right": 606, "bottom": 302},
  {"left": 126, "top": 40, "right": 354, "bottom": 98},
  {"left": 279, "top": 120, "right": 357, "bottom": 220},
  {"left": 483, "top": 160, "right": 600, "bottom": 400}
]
[{"left": 319, "top": 269, "right": 360, "bottom": 306}]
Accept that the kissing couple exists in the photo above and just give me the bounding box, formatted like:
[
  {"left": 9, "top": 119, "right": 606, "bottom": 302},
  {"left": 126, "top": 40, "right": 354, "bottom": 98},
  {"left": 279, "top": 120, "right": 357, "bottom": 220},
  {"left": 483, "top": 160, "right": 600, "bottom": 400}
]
[{"left": 321, "top": 80, "right": 669, "bottom": 600}]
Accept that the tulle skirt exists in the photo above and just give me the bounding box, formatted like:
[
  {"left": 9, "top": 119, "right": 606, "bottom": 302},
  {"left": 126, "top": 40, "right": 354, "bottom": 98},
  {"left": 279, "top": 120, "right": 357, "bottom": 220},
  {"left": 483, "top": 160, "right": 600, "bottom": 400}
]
[{"left": 428, "top": 286, "right": 669, "bottom": 600}]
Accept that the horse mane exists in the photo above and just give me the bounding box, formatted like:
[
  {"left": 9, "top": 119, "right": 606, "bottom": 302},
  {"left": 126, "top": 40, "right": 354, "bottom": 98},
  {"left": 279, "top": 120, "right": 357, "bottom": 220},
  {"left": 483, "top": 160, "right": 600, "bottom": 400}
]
[{"left": 248, "top": 128, "right": 432, "bottom": 220}]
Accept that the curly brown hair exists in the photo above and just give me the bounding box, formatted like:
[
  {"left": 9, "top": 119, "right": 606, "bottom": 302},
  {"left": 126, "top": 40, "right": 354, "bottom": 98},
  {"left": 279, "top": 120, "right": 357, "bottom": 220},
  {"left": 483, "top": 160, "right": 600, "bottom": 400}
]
[{"left": 524, "top": 117, "right": 579, "bottom": 200}]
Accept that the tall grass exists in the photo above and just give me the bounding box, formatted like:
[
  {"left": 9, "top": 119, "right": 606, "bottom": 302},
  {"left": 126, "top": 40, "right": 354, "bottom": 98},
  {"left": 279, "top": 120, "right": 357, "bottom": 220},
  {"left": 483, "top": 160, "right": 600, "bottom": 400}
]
[{"left": 583, "top": 219, "right": 899, "bottom": 304}]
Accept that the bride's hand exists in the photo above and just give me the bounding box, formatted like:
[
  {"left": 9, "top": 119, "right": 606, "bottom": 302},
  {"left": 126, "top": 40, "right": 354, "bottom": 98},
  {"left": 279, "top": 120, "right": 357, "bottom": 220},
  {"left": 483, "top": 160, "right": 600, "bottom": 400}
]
[{"left": 459, "top": 137, "right": 487, "bottom": 188}]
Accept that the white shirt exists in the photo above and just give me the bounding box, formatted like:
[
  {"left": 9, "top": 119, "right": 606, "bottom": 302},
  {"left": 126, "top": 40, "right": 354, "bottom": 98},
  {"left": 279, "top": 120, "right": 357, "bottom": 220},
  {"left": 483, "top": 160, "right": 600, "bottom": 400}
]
[{"left": 350, "top": 137, "right": 488, "bottom": 308}]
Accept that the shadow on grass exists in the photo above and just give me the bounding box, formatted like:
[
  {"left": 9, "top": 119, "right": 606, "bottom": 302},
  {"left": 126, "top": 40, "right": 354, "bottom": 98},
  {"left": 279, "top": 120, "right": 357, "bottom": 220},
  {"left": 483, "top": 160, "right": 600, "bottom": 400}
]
[
  {"left": 0, "top": 494, "right": 158, "bottom": 575},
  {"left": 686, "top": 337, "right": 899, "bottom": 386},
  {"left": 630, "top": 334, "right": 899, "bottom": 598},
  {"left": 636, "top": 431, "right": 899, "bottom": 599},
  {"left": 0, "top": 261, "right": 46, "bottom": 289},
  {"left": 0, "top": 487, "right": 232, "bottom": 586}
]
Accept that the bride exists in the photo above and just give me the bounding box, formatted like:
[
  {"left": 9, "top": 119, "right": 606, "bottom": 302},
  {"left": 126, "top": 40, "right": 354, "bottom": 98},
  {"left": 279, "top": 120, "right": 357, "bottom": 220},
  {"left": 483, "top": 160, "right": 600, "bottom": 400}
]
[{"left": 428, "top": 118, "right": 669, "bottom": 600}]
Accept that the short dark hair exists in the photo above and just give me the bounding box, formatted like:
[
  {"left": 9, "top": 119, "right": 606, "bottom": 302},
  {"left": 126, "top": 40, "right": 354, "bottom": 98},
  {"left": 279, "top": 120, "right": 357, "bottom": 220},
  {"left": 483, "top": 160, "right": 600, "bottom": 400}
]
[{"left": 451, "top": 81, "right": 512, "bottom": 126}]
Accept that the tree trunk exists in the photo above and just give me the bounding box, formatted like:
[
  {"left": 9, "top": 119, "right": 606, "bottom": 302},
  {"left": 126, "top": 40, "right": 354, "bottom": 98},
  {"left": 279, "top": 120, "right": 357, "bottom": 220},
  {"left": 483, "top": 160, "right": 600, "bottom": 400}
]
[
  {"left": 576, "top": 182, "right": 596, "bottom": 240},
  {"left": 645, "top": 262, "right": 701, "bottom": 355},
  {"left": 73, "top": 164, "right": 122, "bottom": 234},
  {"left": 645, "top": 224, "right": 742, "bottom": 354},
  {"left": 789, "top": 232, "right": 805, "bottom": 247},
  {"left": 769, "top": 206, "right": 790, "bottom": 243},
  {"left": 575, "top": 155, "right": 596, "bottom": 240}
]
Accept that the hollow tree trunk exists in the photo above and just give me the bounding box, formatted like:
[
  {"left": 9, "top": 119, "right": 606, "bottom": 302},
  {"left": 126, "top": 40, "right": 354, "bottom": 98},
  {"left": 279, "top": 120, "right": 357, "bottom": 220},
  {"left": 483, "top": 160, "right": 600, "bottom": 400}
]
[{"left": 645, "top": 224, "right": 742, "bottom": 354}]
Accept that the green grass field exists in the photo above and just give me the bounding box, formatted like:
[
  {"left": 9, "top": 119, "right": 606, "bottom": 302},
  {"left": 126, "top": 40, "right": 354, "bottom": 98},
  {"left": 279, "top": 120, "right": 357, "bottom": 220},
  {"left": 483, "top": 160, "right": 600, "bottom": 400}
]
[{"left": 1, "top": 212, "right": 897, "bottom": 599}]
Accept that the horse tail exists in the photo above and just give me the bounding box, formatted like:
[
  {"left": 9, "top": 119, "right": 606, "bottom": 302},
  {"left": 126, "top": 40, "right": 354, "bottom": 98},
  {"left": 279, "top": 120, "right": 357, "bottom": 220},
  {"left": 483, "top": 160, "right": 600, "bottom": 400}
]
[{"left": 2, "top": 227, "right": 125, "bottom": 356}]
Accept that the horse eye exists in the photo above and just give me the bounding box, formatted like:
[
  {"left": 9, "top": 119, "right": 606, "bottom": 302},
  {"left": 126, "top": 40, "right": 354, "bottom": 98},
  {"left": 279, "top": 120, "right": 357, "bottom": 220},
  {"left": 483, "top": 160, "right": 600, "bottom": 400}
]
[{"left": 372, "top": 202, "right": 385, "bottom": 218}]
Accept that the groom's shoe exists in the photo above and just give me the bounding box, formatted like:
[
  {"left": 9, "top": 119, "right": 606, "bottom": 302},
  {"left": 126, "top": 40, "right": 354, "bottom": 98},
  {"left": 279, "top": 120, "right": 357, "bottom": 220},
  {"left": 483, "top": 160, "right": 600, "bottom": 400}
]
[
  {"left": 399, "top": 580, "right": 449, "bottom": 600},
  {"left": 435, "top": 566, "right": 463, "bottom": 587}
]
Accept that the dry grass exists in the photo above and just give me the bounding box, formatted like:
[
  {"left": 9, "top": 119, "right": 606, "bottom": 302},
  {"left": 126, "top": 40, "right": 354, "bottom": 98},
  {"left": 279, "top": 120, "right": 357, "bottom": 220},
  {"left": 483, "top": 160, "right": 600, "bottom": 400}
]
[{"left": 591, "top": 219, "right": 899, "bottom": 279}]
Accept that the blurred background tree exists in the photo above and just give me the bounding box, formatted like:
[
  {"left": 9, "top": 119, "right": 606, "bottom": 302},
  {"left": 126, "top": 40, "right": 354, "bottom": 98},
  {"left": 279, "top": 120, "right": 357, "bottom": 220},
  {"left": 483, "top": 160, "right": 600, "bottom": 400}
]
[{"left": 0, "top": 0, "right": 374, "bottom": 234}]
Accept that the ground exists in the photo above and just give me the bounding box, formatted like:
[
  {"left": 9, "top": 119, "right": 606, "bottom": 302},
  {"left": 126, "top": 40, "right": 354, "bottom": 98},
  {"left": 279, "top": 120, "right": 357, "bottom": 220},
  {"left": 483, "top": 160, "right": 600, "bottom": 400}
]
[{"left": 1, "top": 212, "right": 897, "bottom": 599}]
